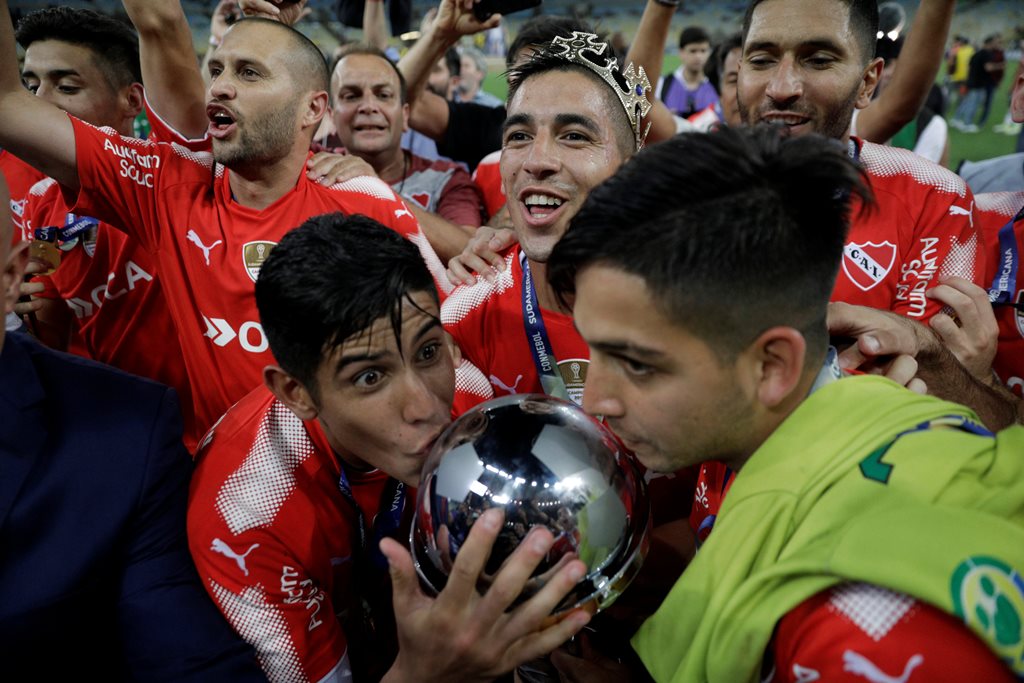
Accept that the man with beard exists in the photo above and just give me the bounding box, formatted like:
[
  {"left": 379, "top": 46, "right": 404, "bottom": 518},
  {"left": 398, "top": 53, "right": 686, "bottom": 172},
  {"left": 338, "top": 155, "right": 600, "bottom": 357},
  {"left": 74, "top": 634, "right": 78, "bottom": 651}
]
[
  {"left": 686, "top": 0, "right": 988, "bottom": 547},
  {"left": 0, "top": 3, "right": 449, "bottom": 440}
]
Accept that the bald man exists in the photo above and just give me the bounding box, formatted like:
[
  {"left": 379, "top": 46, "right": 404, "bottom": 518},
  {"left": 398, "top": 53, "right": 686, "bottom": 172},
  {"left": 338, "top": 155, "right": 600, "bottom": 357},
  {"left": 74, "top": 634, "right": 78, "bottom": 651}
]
[{"left": 0, "top": 4, "right": 448, "bottom": 438}]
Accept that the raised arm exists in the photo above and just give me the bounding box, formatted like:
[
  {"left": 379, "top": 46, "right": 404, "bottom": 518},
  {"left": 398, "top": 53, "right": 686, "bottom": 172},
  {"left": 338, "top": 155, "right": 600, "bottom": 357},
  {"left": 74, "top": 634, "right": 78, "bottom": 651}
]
[
  {"left": 855, "top": 0, "right": 956, "bottom": 143},
  {"left": 625, "top": 0, "right": 683, "bottom": 144},
  {"left": 0, "top": 0, "right": 77, "bottom": 189},
  {"left": 399, "top": 0, "right": 498, "bottom": 140},
  {"left": 122, "top": 0, "right": 208, "bottom": 139},
  {"left": 364, "top": 0, "right": 389, "bottom": 52}
]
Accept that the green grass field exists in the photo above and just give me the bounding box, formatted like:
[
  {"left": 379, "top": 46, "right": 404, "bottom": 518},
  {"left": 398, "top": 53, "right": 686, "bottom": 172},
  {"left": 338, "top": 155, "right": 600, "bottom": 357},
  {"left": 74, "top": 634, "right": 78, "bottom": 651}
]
[{"left": 483, "top": 53, "right": 1021, "bottom": 169}]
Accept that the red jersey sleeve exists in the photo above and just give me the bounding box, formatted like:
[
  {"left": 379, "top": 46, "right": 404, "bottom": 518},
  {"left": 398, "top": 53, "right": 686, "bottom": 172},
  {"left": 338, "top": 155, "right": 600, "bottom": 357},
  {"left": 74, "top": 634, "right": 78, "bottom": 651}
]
[
  {"left": 769, "top": 582, "right": 1015, "bottom": 683},
  {"left": 436, "top": 164, "right": 485, "bottom": 228},
  {"left": 67, "top": 113, "right": 202, "bottom": 253},
  {"left": 188, "top": 394, "right": 354, "bottom": 683}
]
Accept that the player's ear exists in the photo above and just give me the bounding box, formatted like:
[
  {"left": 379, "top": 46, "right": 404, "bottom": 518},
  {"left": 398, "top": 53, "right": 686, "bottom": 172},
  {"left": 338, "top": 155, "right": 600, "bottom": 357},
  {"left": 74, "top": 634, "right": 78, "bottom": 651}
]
[
  {"left": 303, "top": 90, "right": 330, "bottom": 130},
  {"left": 445, "top": 331, "right": 462, "bottom": 366},
  {"left": 745, "top": 326, "right": 808, "bottom": 409},
  {"left": 856, "top": 57, "right": 884, "bottom": 109},
  {"left": 122, "top": 82, "right": 145, "bottom": 121},
  {"left": 264, "top": 365, "right": 318, "bottom": 420}
]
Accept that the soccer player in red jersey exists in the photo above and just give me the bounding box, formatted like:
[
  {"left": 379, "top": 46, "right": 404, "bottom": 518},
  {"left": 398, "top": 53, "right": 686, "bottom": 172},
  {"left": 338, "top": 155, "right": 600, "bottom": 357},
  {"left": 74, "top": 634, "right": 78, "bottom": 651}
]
[
  {"left": 442, "top": 33, "right": 651, "bottom": 412},
  {"left": 546, "top": 126, "right": 1021, "bottom": 683},
  {"left": 189, "top": 212, "right": 588, "bottom": 682},
  {"left": 0, "top": 4, "right": 449, "bottom": 440},
  {"left": 9, "top": 7, "right": 199, "bottom": 447}
]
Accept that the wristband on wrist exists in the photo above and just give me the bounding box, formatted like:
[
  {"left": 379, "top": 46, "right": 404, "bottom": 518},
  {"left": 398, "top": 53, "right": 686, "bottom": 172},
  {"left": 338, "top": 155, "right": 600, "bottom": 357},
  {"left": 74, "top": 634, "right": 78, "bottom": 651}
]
[{"left": 652, "top": 0, "right": 680, "bottom": 7}]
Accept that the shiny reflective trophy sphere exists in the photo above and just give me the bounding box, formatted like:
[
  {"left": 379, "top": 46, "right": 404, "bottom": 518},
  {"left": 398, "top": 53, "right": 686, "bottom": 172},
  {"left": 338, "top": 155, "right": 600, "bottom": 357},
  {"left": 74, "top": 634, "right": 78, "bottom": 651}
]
[{"left": 411, "top": 394, "right": 651, "bottom": 619}]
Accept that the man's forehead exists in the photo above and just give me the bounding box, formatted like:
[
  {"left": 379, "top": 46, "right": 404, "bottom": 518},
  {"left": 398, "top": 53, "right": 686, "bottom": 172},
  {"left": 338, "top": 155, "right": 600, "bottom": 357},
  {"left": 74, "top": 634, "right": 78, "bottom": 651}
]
[
  {"left": 509, "top": 69, "right": 612, "bottom": 118},
  {"left": 746, "top": 0, "right": 854, "bottom": 49},
  {"left": 333, "top": 54, "right": 399, "bottom": 88},
  {"left": 23, "top": 40, "right": 95, "bottom": 71},
  {"left": 220, "top": 20, "right": 290, "bottom": 57},
  {"left": 337, "top": 294, "right": 440, "bottom": 353}
]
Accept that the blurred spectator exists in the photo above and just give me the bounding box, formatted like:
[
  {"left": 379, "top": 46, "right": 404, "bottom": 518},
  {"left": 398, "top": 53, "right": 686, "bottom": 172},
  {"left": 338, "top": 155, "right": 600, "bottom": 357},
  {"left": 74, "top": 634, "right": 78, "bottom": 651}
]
[
  {"left": 457, "top": 45, "right": 502, "bottom": 108},
  {"left": 656, "top": 26, "right": 718, "bottom": 119},
  {"left": 952, "top": 34, "right": 1005, "bottom": 132},
  {"left": 946, "top": 34, "right": 973, "bottom": 106}
]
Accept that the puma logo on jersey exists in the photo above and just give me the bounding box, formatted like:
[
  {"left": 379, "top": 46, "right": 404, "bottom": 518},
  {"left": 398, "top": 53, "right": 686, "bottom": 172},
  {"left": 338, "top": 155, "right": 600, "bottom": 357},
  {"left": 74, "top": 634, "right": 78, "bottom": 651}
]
[
  {"left": 490, "top": 374, "right": 523, "bottom": 394},
  {"left": 211, "top": 538, "right": 260, "bottom": 576},
  {"left": 949, "top": 201, "right": 974, "bottom": 228},
  {"left": 187, "top": 230, "right": 223, "bottom": 266},
  {"left": 394, "top": 207, "right": 413, "bottom": 220},
  {"left": 843, "top": 650, "right": 923, "bottom": 683}
]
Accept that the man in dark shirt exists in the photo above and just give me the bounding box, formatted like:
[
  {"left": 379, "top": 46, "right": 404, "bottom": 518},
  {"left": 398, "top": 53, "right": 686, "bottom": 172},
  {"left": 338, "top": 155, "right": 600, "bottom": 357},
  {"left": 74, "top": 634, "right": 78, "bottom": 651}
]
[{"left": 952, "top": 34, "right": 1005, "bottom": 132}]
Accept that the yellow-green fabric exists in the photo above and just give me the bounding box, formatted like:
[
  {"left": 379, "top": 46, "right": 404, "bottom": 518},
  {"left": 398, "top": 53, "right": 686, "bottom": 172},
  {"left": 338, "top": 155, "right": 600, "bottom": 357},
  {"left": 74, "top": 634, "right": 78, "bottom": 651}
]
[{"left": 632, "top": 375, "right": 1024, "bottom": 683}]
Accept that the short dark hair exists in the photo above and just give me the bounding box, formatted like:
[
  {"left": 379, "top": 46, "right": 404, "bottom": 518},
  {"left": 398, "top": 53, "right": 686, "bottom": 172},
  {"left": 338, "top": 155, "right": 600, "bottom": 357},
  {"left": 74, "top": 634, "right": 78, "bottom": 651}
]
[
  {"left": 742, "top": 0, "right": 879, "bottom": 64},
  {"left": 256, "top": 213, "right": 437, "bottom": 393},
  {"left": 16, "top": 7, "right": 141, "bottom": 90},
  {"left": 507, "top": 15, "right": 594, "bottom": 67},
  {"left": 333, "top": 44, "right": 408, "bottom": 103},
  {"left": 679, "top": 26, "right": 711, "bottom": 50},
  {"left": 232, "top": 17, "right": 329, "bottom": 94},
  {"left": 506, "top": 45, "right": 637, "bottom": 156},
  {"left": 548, "top": 127, "right": 871, "bottom": 364}
]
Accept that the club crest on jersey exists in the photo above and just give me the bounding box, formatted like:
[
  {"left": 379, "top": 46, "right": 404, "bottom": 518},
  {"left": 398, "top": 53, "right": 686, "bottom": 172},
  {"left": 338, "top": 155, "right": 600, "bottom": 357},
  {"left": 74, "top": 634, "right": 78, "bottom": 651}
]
[
  {"left": 243, "top": 241, "right": 277, "bottom": 282},
  {"left": 557, "top": 358, "right": 589, "bottom": 406},
  {"left": 843, "top": 241, "right": 896, "bottom": 291}
]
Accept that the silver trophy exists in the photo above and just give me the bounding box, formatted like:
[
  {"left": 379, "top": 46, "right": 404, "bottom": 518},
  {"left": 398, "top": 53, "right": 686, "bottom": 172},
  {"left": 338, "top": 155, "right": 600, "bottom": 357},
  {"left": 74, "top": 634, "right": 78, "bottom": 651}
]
[{"left": 410, "top": 394, "right": 651, "bottom": 619}]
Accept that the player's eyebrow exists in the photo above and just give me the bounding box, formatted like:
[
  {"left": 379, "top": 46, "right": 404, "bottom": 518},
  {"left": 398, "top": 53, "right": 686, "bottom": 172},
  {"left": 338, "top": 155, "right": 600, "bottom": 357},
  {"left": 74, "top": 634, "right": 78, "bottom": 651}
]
[
  {"left": 412, "top": 317, "right": 442, "bottom": 343},
  {"left": 503, "top": 112, "right": 534, "bottom": 135},
  {"left": 336, "top": 349, "right": 389, "bottom": 374},
  {"left": 22, "top": 68, "right": 80, "bottom": 81},
  {"left": 589, "top": 340, "right": 667, "bottom": 359},
  {"left": 554, "top": 113, "right": 601, "bottom": 136}
]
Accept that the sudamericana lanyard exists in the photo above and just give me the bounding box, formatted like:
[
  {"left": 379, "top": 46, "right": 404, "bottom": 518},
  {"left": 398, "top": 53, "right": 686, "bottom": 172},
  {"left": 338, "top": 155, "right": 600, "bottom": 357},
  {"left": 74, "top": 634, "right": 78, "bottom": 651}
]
[
  {"left": 337, "top": 466, "right": 406, "bottom": 571},
  {"left": 988, "top": 205, "right": 1024, "bottom": 305},
  {"left": 520, "top": 250, "right": 571, "bottom": 401},
  {"left": 33, "top": 214, "right": 99, "bottom": 251}
]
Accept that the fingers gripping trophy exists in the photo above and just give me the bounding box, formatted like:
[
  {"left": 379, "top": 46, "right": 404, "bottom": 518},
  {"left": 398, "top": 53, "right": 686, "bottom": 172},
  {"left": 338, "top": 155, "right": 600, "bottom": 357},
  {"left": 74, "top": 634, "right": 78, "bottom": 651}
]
[{"left": 412, "top": 395, "right": 651, "bottom": 680}]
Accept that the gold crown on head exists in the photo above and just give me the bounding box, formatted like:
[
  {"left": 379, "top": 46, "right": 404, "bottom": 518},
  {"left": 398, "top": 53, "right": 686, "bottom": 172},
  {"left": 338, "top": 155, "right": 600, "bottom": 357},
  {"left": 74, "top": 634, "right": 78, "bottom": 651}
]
[{"left": 547, "top": 31, "right": 653, "bottom": 149}]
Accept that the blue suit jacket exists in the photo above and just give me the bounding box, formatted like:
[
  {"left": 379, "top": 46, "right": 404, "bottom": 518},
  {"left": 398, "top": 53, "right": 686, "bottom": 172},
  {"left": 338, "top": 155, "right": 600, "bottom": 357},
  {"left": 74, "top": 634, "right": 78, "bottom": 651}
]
[{"left": 0, "top": 332, "right": 265, "bottom": 681}]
